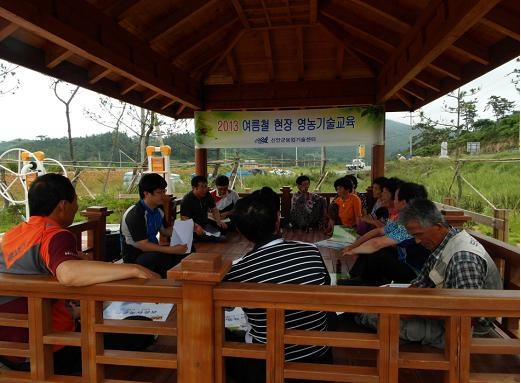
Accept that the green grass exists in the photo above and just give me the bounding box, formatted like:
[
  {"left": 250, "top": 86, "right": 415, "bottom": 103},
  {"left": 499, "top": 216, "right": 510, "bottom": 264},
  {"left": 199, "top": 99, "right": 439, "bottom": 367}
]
[{"left": 0, "top": 155, "right": 518, "bottom": 245}]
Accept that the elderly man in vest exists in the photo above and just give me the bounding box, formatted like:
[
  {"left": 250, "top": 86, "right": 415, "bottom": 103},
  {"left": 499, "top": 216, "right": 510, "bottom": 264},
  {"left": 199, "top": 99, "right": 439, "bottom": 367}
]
[{"left": 356, "top": 198, "right": 502, "bottom": 348}]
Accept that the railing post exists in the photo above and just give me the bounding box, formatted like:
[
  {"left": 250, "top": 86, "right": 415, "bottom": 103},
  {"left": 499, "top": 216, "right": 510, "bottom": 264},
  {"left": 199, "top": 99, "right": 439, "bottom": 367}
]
[
  {"left": 493, "top": 208, "right": 508, "bottom": 242},
  {"left": 79, "top": 206, "right": 113, "bottom": 261},
  {"left": 168, "top": 253, "right": 232, "bottom": 383},
  {"left": 280, "top": 186, "right": 292, "bottom": 220},
  {"left": 440, "top": 208, "right": 471, "bottom": 228}
]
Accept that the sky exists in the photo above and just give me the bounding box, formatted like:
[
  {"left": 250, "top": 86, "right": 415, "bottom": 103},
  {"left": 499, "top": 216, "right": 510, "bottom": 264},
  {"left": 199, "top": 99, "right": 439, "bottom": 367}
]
[{"left": 0, "top": 58, "right": 519, "bottom": 142}]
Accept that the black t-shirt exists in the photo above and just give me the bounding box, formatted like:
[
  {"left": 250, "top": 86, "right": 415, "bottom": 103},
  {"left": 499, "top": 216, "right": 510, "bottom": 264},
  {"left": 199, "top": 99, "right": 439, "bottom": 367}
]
[{"left": 180, "top": 191, "right": 216, "bottom": 226}]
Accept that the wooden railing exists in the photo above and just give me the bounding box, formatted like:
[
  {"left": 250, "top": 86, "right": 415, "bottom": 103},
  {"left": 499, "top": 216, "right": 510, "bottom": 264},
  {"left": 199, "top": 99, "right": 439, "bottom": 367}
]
[{"left": 0, "top": 207, "right": 518, "bottom": 383}]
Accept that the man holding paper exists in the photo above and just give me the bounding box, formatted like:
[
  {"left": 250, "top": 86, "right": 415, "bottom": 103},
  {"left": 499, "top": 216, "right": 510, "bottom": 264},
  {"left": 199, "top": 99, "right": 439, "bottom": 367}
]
[{"left": 121, "top": 173, "right": 188, "bottom": 278}]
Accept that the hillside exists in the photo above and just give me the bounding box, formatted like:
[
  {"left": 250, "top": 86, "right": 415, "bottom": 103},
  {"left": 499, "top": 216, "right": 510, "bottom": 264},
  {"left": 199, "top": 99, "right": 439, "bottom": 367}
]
[{"left": 0, "top": 118, "right": 416, "bottom": 165}]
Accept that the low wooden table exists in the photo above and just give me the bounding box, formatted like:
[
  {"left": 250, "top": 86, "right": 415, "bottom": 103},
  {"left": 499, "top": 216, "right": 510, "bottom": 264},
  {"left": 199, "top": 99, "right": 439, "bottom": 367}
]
[{"left": 192, "top": 227, "right": 355, "bottom": 279}]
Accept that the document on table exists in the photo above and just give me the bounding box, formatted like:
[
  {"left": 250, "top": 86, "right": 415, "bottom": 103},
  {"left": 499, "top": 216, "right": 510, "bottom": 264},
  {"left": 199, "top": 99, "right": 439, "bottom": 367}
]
[
  {"left": 315, "top": 225, "right": 357, "bottom": 249},
  {"left": 103, "top": 301, "right": 174, "bottom": 321},
  {"left": 170, "top": 219, "right": 194, "bottom": 254}
]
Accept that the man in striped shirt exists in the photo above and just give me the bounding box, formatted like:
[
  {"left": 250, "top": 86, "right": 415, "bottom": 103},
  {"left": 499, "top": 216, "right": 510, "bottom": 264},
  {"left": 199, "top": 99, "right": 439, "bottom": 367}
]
[{"left": 224, "top": 187, "right": 332, "bottom": 383}]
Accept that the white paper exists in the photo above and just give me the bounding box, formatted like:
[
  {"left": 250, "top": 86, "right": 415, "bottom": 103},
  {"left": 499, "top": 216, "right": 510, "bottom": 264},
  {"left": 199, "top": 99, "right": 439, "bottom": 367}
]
[
  {"left": 380, "top": 283, "right": 411, "bottom": 288},
  {"left": 224, "top": 307, "right": 249, "bottom": 331},
  {"left": 103, "top": 301, "right": 174, "bottom": 321},
  {"left": 203, "top": 224, "right": 221, "bottom": 237},
  {"left": 171, "top": 219, "right": 194, "bottom": 253}
]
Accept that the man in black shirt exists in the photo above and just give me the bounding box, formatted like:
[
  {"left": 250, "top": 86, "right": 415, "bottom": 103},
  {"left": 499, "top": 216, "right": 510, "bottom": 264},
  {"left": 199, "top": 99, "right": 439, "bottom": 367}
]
[{"left": 180, "top": 175, "right": 227, "bottom": 241}]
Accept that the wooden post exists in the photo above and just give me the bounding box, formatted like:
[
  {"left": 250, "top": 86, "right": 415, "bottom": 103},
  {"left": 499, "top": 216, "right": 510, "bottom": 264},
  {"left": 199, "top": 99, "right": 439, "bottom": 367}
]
[
  {"left": 195, "top": 148, "right": 207, "bottom": 177},
  {"left": 440, "top": 208, "right": 471, "bottom": 228},
  {"left": 493, "top": 208, "right": 508, "bottom": 243},
  {"left": 79, "top": 207, "right": 113, "bottom": 261},
  {"left": 371, "top": 144, "right": 385, "bottom": 182},
  {"left": 160, "top": 195, "right": 176, "bottom": 245},
  {"left": 168, "top": 253, "right": 232, "bottom": 383}
]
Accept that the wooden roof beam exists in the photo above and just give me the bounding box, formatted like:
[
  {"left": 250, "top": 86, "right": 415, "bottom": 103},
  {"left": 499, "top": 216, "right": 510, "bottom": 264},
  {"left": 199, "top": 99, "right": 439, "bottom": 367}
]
[
  {"left": 348, "top": 0, "right": 415, "bottom": 32},
  {"left": 160, "top": 99, "right": 176, "bottom": 111},
  {"left": 259, "top": 0, "right": 272, "bottom": 28},
  {"left": 45, "top": 45, "right": 73, "bottom": 69},
  {"left": 377, "top": 0, "right": 501, "bottom": 103},
  {"left": 169, "top": 15, "right": 239, "bottom": 60},
  {"left": 0, "top": 0, "right": 201, "bottom": 109},
  {"left": 480, "top": 6, "right": 520, "bottom": 40},
  {"left": 401, "top": 82, "right": 426, "bottom": 101},
  {"left": 321, "top": 2, "right": 397, "bottom": 51},
  {"left": 206, "top": 28, "right": 245, "bottom": 77},
  {"left": 204, "top": 78, "right": 376, "bottom": 110},
  {"left": 231, "top": 0, "right": 250, "bottom": 28},
  {"left": 429, "top": 57, "right": 461, "bottom": 81},
  {"left": 226, "top": 54, "right": 238, "bottom": 83},
  {"left": 119, "top": 78, "right": 138, "bottom": 95},
  {"left": 148, "top": 0, "right": 217, "bottom": 44},
  {"left": 452, "top": 36, "right": 490, "bottom": 65},
  {"left": 143, "top": 90, "right": 160, "bottom": 104},
  {"left": 335, "top": 44, "right": 344, "bottom": 79},
  {"left": 395, "top": 91, "right": 414, "bottom": 109},
  {"left": 309, "top": 0, "right": 317, "bottom": 24},
  {"left": 99, "top": 0, "right": 142, "bottom": 21},
  {"left": 262, "top": 30, "right": 273, "bottom": 81},
  {"left": 412, "top": 73, "right": 441, "bottom": 93},
  {"left": 318, "top": 14, "right": 383, "bottom": 72},
  {"left": 295, "top": 27, "right": 304, "bottom": 80},
  {"left": 88, "top": 65, "right": 111, "bottom": 84},
  {"left": 0, "top": 18, "right": 17, "bottom": 41}
]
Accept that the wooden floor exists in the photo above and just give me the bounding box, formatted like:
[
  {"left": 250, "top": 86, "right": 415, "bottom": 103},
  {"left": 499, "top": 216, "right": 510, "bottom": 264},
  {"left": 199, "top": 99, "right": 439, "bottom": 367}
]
[{"left": 98, "top": 228, "right": 520, "bottom": 382}]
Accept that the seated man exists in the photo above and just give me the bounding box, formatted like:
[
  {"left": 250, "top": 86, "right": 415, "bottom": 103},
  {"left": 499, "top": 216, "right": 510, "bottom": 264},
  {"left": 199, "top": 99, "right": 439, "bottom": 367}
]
[
  {"left": 0, "top": 173, "right": 160, "bottom": 373},
  {"left": 324, "top": 176, "right": 362, "bottom": 235},
  {"left": 209, "top": 175, "right": 239, "bottom": 229},
  {"left": 342, "top": 181, "right": 430, "bottom": 285},
  {"left": 121, "top": 173, "right": 188, "bottom": 278},
  {"left": 180, "top": 175, "right": 227, "bottom": 241},
  {"left": 356, "top": 199, "right": 502, "bottom": 348},
  {"left": 289, "top": 175, "right": 327, "bottom": 229},
  {"left": 224, "top": 187, "right": 332, "bottom": 383}
]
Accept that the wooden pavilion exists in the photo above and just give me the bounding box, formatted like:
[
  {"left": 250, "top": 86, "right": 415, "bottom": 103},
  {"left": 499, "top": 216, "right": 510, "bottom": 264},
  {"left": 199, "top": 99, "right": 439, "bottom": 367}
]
[
  {"left": 0, "top": 0, "right": 518, "bottom": 177},
  {"left": 0, "top": 3, "right": 519, "bottom": 382}
]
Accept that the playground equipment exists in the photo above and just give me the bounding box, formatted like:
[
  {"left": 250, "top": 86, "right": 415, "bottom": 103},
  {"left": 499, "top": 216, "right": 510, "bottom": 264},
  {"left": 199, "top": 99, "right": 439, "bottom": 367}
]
[
  {"left": 0, "top": 148, "right": 67, "bottom": 219},
  {"left": 145, "top": 145, "right": 174, "bottom": 194}
]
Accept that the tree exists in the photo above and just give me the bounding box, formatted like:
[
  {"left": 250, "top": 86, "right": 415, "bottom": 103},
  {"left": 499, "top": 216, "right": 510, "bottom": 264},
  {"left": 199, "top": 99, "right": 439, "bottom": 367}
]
[
  {"left": 442, "top": 88, "right": 480, "bottom": 135},
  {"left": 484, "top": 96, "right": 516, "bottom": 121},
  {"left": 0, "top": 60, "right": 20, "bottom": 96},
  {"left": 51, "top": 80, "right": 80, "bottom": 183}
]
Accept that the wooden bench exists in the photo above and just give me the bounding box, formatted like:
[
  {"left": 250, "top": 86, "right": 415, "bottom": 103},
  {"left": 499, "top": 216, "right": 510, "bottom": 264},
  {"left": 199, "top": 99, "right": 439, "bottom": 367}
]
[{"left": 0, "top": 208, "right": 518, "bottom": 382}]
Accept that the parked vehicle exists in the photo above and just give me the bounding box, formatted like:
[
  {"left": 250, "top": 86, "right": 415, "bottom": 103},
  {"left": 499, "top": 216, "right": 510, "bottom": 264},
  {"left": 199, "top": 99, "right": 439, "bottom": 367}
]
[
  {"left": 122, "top": 171, "right": 183, "bottom": 187},
  {"left": 346, "top": 159, "right": 365, "bottom": 170}
]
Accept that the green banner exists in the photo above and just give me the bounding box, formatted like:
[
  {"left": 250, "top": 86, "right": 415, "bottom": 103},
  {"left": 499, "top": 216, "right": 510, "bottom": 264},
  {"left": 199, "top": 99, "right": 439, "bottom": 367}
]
[{"left": 194, "top": 106, "right": 384, "bottom": 148}]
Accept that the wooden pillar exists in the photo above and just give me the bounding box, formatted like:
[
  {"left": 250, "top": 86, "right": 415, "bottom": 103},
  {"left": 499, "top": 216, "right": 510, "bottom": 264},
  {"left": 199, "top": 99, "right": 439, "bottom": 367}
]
[
  {"left": 79, "top": 207, "right": 113, "bottom": 261},
  {"left": 168, "top": 253, "right": 232, "bottom": 383},
  {"left": 159, "top": 195, "right": 175, "bottom": 245},
  {"left": 493, "top": 208, "right": 508, "bottom": 243},
  {"left": 371, "top": 144, "right": 385, "bottom": 181},
  {"left": 195, "top": 148, "right": 207, "bottom": 177}
]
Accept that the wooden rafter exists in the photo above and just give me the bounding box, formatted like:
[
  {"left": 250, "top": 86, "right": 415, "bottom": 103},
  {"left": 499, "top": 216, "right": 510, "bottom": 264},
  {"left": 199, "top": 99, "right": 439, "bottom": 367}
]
[
  {"left": 318, "top": 14, "right": 383, "bottom": 70},
  {"left": 377, "top": 0, "right": 501, "bottom": 103},
  {"left": 148, "top": 0, "right": 216, "bottom": 44},
  {"left": 309, "top": 0, "right": 317, "bottom": 24},
  {"left": 45, "top": 45, "right": 73, "bottom": 69},
  {"left": 260, "top": 0, "right": 271, "bottom": 28},
  {"left": 295, "top": 27, "right": 304, "bottom": 80},
  {"left": 207, "top": 28, "right": 245, "bottom": 78},
  {"left": 88, "top": 66, "right": 111, "bottom": 85},
  {"left": 262, "top": 30, "right": 273, "bottom": 81},
  {"left": 231, "top": 0, "right": 250, "bottom": 28},
  {"left": 169, "top": 14, "right": 238, "bottom": 60},
  {"left": 480, "top": 7, "right": 520, "bottom": 40},
  {"left": 0, "top": 18, "right": 17, "bottom": 41},
  {"left": 452, "top": 37, "right": 490, "bottom": 65},
  {"left": 335, "top": 44, "right": 344, "bottom": 79}
]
